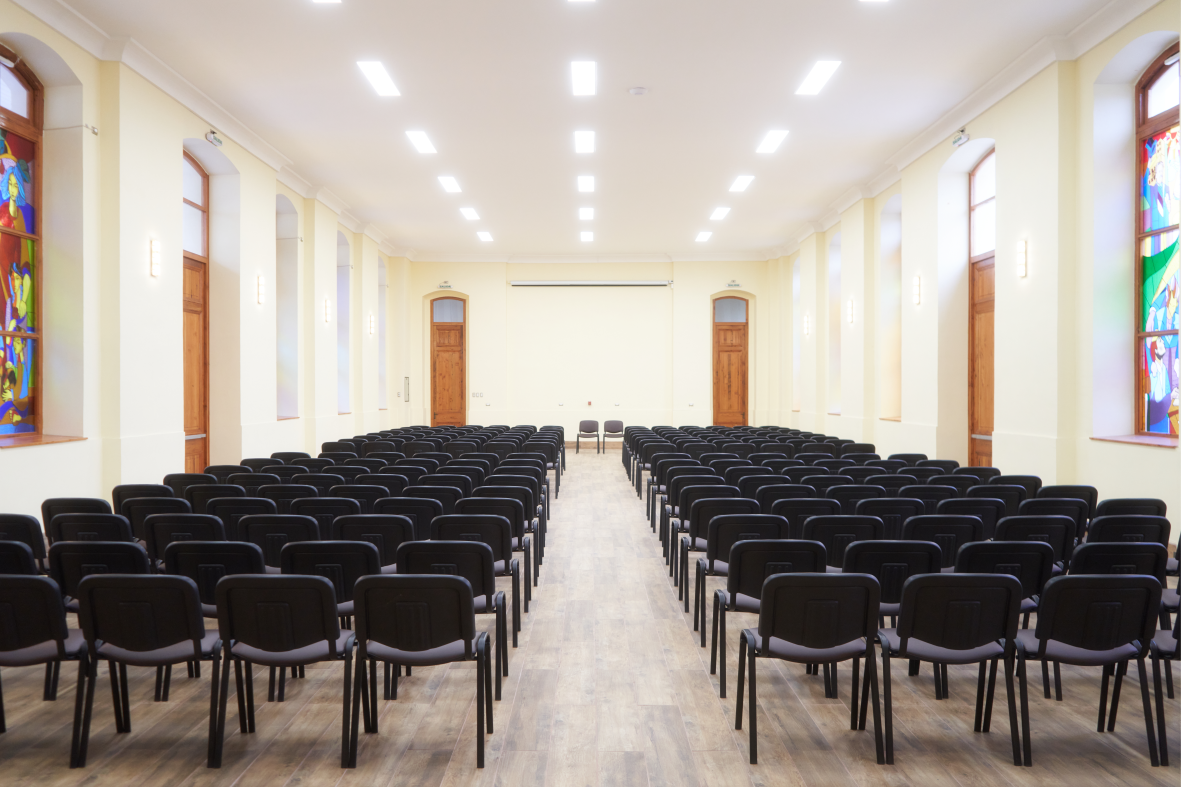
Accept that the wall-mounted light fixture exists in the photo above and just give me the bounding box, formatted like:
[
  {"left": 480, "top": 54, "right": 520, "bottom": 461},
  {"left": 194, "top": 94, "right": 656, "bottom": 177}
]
[
  {"left": 256, "top": 275, "right": 265, "bottom": 305},
  {"left": 368, "top": 313, "right": 375, "bottom": 335},
  {"left": 912, "top": 274, "right": 922, "bottom": 305},
  {"left": 847, "top": 297, "right": 854, "bottom": 324},
  {"left": 1016, "top": 239, "right": 1028, "bottom": 278},
  {"left": 150, "top": 239, "right": 161, "bottom": 277},
  {"left": 323, "top": 298, "right": 331, "bottom": 323},
  {"left": 803, "top": 314, "right": 810, "bottom": 336}
]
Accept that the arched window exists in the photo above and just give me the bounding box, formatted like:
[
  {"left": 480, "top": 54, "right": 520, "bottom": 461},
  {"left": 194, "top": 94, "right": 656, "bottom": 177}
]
[
  {"left": 0, "top": 49, "right": 42, "bottom": 435},
  {"left": 1136, "top": 45, "right": 1180, "bottom": 436}
]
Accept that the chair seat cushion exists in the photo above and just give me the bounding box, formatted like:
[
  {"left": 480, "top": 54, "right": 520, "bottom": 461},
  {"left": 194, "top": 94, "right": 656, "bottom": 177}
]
[
  {"left": 365, "top": 637, "right": 478, "bottom": 667},
  {"left": 698, "top": 557, "right": 729, "bottom": 575},
  {"left": 99, "top": 631, "right": 220, "bottom": 667},
  {"left": 879, "top": 628, "right": 1005, "bottom": 664},
  {"left": 264, "top": 565, "right": 281, "bottom": 575},
  {"left": 202, "top": 603, "right": 218, "bottom": 618},
  {"left": 744, "top": 630, "right": 868, "bottom": 663},
  {"left": 1161, "top": 588, "right": 1178, "bottom": 612},
  {"left": 719, "top": 591, "right": 760, "bottom": 614},
  {"left": 825, "top": 565, "right": 842, "bottom": 573},
  {"left": 1168, "top": 557, "right": 1178, "bottom": 574},
  {"left": 1015, "top": 630, "right": 1139, "bottom": 666},
  {"left": 685, "top": 537, "right": 708, "bottom": 551},
  {"left": 1020, "top": 598, "right": 1037, "bottom": 613},
  {"left": 1153, "top": 629, "right": 1177, "bottom": 658},
  {"left": 0, "top": 628, "right": 86, "bottom": 667},
  {"left": 381, "top": 564, "right": 397, "bottom": 574},
  {"left": 338, "top": 600, "right": 354, "bottom": 616},
  {"left": 233, "top": 630, "right": 354, "bottom": 667}
]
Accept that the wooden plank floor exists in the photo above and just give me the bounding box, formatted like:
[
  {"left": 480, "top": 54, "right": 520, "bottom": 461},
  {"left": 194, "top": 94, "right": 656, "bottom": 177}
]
[{"left": 1, "top": 452, "right": 1177, "bottom": 786}]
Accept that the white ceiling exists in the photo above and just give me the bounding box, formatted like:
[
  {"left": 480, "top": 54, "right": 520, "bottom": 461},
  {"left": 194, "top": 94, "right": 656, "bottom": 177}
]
[{"left": 58, "top": 0, "right": 1119, "bottom": 258}]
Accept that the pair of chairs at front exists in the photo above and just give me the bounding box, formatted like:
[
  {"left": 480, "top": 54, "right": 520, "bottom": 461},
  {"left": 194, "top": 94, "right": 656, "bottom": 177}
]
[{"left": 576, "top": 420, "right": 623, "bottom": 453}]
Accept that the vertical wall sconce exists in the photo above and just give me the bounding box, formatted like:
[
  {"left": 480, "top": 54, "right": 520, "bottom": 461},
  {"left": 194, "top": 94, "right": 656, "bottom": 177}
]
[
  {"left": 1016, "top": 239, "right": 1028, "bottom": 278},
  {"left": 323, "top": 298, "right": 331, "bottom": 323},
  {"left": 368, "top": 313, "right": 375, "bottom": 335},
  {"left": 847, "top": 297, "right": 854, "bottom": 324},
  {"left": 912, "top": 274, "right": 922, "bottom": 305},
  {"left": 149, "top": 239, "right": 161, "bottom": 277},
  {"left": 256, "top": 275, "right": 265, "bottom": 305},
  {"left": 803, "top": 314, "right": 810, "bottom": 336}
]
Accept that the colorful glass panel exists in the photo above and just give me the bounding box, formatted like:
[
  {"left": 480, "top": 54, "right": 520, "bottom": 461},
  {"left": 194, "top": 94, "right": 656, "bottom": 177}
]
[
  {"left": 1141, "top": 333, "right": 1179, "bottom": 435},
  {"left": 1142, "top": 235, "right": 1180, "bottom": 334},
  {"left": 0, "top": 232, "right": 34, "bottom": 334},
  {"left": 0, "top": 129, "right": 34, "bottom": 234},
  {"left": 1141, "top": 126, "right": 1180, "bottom": 233},
  {"left": 0, "top": 334, "right": 33, "bottom": 434}
]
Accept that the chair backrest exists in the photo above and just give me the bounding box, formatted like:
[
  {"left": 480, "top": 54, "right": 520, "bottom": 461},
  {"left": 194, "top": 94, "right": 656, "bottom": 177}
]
[
  {"left": 1086, "top": 514, "right": 1172, "bottom": 547},
  {"left": 263, "top": 466, "right": 309, "bottom": 483},
  {"left": 430, "top": 514, "right": 513, "bottom": 563},
  {"left": 279, "top": 540, "right": 380, "bottom": 603},
  {"left": 48, "top": 541, "right": 151, "bottom": 599},
  {"left": 853, "top": 498, "right": 923, "bottom": 540},
  {"left": 395, "top": 540, "right": 496, "bottom": 605},
  {"left": 995, "top": 514, "right": 1076, "bottom": 563},
  {"left": 726, "top": 540, "right": 828, "bottom": 601},
  {"left": 991, "top": 474, "right": 1042, "bottom": 499},
  {"left": 374, "top": 497, "right": 445, "bottom": 539},
  {"left": 352, "top": 575, "right": 476, "bottom": 660},
  {"left": 905, "top": 468, "right": 944, "bottom": 483},
  {"left": 704, "top": 514, "right": 786, "bottom": 565},
  {"left": 708, "top": 458, "right": 751, "bottom": 475},
  {"left": 579, "top": 420, "right": 599, "bottom": 434},
  {"left": 723, "top": 466, "right": 773, "bottom": 486},
  {"left": 144, "top": 513, "right": 225, "bottom": 562},
  {"left": 801, "top": 515, "right": 885, "bottom": 568},
  {"left": 206, "top": 497, "right": 277, "bottom": 541},
  {"left": 1018, "top": 497, "right": 1088, "bottom": 544},
  {"left": 935, "top": 497, "right": 1006, "bottom": 541},
  {"left": 843, "top": 540, "right": 942, "bottom": 604},
  {"left": 455, "top": 497, "right": 526, "bottom": 539},
  {"left": 1068, "top": 542, "right": 1168, "bottom": 584},
  {"left": 441, "top": 464, "right": 486, "bottom": 487},
  {"left": 0, "top": 575, "right": 70, "bottom": 657},
  {"left": 41, "top": 497, "right": 112, "bottom": 530},
  {"left": 420, "top": 474, "right": 474, "bottom": 498},
  {"left": 291, "top": 473, "right": 347, "bottom": 496},
  {"left": 346, "top": 457, "right": 389, "bottom": 471},
  {"left": 1038, "top": 485, "right": 1098, "bottom": 519},
  {"left": 604, "top": 420, "right": 624, "bottom": 435},
  {"left": 204, "top": 465, "right": 251, "bottom": 483},
  {"left": 826, "top": 484, "right": 888, "bottom": 515},
  {"left": 1032, "top": 575, "right": 1161, "bottom": 659},
  {"left": 769, "top": 498, "right": 842, "bottom": 538},
  {"left": 866, "top": 459, "right": 908, "bottom": 473},
  {"left": 896, "top": 573, "right": 1022, "bottom": 653},
  {"left": 289, "top": 497, "right": 361, "bottom": 533},
  {"left": 240, "top": 514, "right": 321, "bottom": 568},
  {"left": 968, "top": 484, "right": 1026, "bottom": 518},
  {"left": 758, "top": 573, "right": 881, "bottom": 648},
  {"left": 227, "top": 473, "right": 281, "bottom": 496},
  {"left": 122, "top": 497, "right": 194, "bottom": 541},
  {"left": 76, "top": 574, "right": 207, "bottom": 663},
  {"left": 271, "top": 451, "right": 312, "bottom": 462},
  {"left": 330, "top": 484, "right": 389, "bottom": 515},
  {"left": 901, "top": 515, "right": 984, "bottom": 569},
  {"left": 840, "top": 442, "right": 876, "bottom": 457},
  {"left": 290, "top": 458, "right": 337, "bottom": 473},
  {"left": 0, "top": 540, "right": 38, "bottom": 574},
  {"left": 49, "top": 513, "right": 134, "bottom": 544},
  {"left": 887, "top": 453, "right": 928, "bottom": 466},
  {"left": 163, "top": 473, "right": 217, "bottom": 498},
  {"left": 927, "top": 475, "right": 974, "bottom": 496},
  {"left": 406, "top": 486, "right": 464, "bottom": 516},
  {"left": 258, "top": 484, "right": 319, "bottom": 515},
  {"left": 0, "top": 513, "right": 47, "bottom": 560},
  {"left": 737, "top": 474, "right": 791, "bottom": 500},
  {"left": 163, "top": 541, "right": 266, "bottom": 606},
  {"left": 898, "top": 485, "right": 957, "bottom": 514},
  {"left": 803, "top": 475, "right": 855, "bottom": 494},
  {"left": 862, "top": 475, "right": 918, "bottom": 498},
  {"left": 362, "top": 441, "right": 399, "bottom": 457},
  {"left": 753, "top": 484, "right": 815, "bottom": 514},
  {"left": 355, "top": 473, "right": 408, "bottom": 497},
  {"left": 184, "top": 483, "right": 246, "bottom": 515},
  {"left": 321, "top": 441, "right": 356, "bottom": 454},
  {"left": 953, "top": 540, "right": 1054, "bottom": 600},
  {"left": 814, "top": 458, "right": 855, "bottom": 473},
  {"left": 111, "top": 484, "right": 172, "bottom": 514},
  {"left": 215, "top": 575, "right": 343, "bottom": 658},
  {"left": 687, "top": 498, "right": 760, "bottom": 541},
  {"left": 917, "top": 459, "right": 959, "bottom": 473},
  {"left": 330, "top": 515, "right": 416, "bottom": 567},
  {"left": 1095, "top": 498, "right": 1167, "bottom": 518},
  {"left": 677, "top": 485, "right": 739, "bottom": 523}
]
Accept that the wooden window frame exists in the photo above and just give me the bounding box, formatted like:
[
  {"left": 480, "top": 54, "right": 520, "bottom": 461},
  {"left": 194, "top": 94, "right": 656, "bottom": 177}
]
[
  {"left": 182, "top": 152, "right": 209, "bottom": 444},
  {"left": 1134, "top": 44, "right": 1180, "bottom": 437},
  {"left": 0, "top": 44, "right": 44, "bottom": 436},
  {"left": 968, "top": 150, "right": 996, "bottom": 465},
  {"left": 968, "top": 149, "right": 996, "bottom": 267}
]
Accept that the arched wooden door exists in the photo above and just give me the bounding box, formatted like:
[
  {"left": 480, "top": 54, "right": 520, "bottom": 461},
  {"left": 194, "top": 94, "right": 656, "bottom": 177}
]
[
  {"left": 431, "top": 297, "right": 466, "bottom": 427},
  {"left": 713, "top": 296, "right": 748, "bottom": 427}
]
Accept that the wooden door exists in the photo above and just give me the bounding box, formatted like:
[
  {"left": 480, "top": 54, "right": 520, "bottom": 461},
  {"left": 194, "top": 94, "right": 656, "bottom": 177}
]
[
  {"left": 969, "top": 258, "right": 995, "bottom": 467},
  {"left": 431, "top": 297, "right": 465, "bottom": 427},
  {"left": 713, "top": 297, "right": 749, "bottom": 427},
  {"left": 183, "top": 259, "right": 208, "bottom": 471}
]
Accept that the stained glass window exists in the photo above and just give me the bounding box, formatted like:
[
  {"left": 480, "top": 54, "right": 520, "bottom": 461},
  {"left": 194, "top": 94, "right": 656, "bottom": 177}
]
[
  {"left": 1137, "top": 46, "right": 1181, "bottom": 436},
  {"left": 0, "top": 54, "right": 38, "bottom": 436}
]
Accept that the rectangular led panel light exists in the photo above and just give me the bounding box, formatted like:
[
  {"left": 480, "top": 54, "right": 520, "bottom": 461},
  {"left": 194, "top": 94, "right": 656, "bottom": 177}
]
[
  {"left": 438, "top": 176, "right": 461, "bottom": 193},
  {"left": 571, "top": 61, "right": 596, "bottom": 96},
  {"left": 711, "top": 207, "right": 730, "bottom": 220},
  {"left": 460, "top": 208, "right": 479, "bottom": 220},
  {"left": 578, "top": 176, "right": 595, "bottom": 192},
  {"left": 696, "top": 232, "right": 712, "bottom": 242},
  {"left": 580, "top": 207, "right": 594, "bottom": 220},
  {"left": 477, "top": 231, "right": 493, "bottom": 242},
  {"left": 581, "top": 231, "right": 594, "bottom": 242},
  {"left": 357, "top": 61, "right": 400, "bottom": 96},
  {"left": 756, "top": 130, "right": 788, "bottom": 153},
  {"left": 729, "top": 176, "right": 754, "bottom": 192},
  {"left": 796, "top": 61, "right": 841, "bottom": 95},
  {"left": 405, "top": 130, "right": 436, "bottom": 154},
  {"left": 574, "top": 130, "right": 595, "bottom": 153}
]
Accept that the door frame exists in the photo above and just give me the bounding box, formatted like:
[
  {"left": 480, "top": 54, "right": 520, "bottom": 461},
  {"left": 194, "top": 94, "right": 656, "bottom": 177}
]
[
  {"left": 182, "top": 151, "right": 210, "bottom": 472},
  {"left": 427, "top": 293, "right": 468, "bottom": 427},
  {"left": 711, "top": 293, "right": 752, "bottom": 427}
]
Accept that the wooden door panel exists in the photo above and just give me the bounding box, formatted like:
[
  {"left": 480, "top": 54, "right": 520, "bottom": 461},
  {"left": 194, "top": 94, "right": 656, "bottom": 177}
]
[
  {"left": 432, "top": 324, "right": 465, "bottom": 427},
  {"left": 183, "top": 259, "right": 207, "bottom": 469},
  {"left": 969, "top": 259, "right": 994, "bottom": 468},
  {"left": 713, "top": 323, "right": 748, "bottom": 427}
]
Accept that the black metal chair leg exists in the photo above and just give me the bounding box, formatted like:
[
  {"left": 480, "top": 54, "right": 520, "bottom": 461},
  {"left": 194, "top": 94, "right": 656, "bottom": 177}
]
[
  {"left": 1153, "top": 656, "right": 1169, "bottom": 767},
  {"left": 748, "top": 640, "right": 757, "bottom": 764},
  {"left": 1107, "top": 660, "right": 1127, "bottom": 731},
  {"left": 735, "top": 631, "right": 746, "bottom": 730},
  {"left": 1136, "top": 657, "right": 1160, "bottom": 767}
]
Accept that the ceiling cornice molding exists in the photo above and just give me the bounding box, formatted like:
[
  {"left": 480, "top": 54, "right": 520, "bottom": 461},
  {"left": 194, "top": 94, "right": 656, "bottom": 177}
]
[
  {"left": 362, "top": 223, "right": 388, "bottom": 248},
  {"left": 277, "top": 167, "right": 314, "bottom": 199},
  {"left": 314, "top": 187, "right": 348, "bottom": 217},
  {"left": 338, "top": 211, "right": 362, "bottom": 233},
  {"left": 792, "top": 222, "right": 824, "bottom": 245},
  {"left": 11, "top": 0, "right": 107, "bottom": 58},
  {"left": 866, "top": 166, "right": 902, "bottom": 198},
  {"left": 831, "top": 187, "right": 867, "bottom": 216},
  {"left": 819, "top": 211, "right": 841, "bottom": 232}
]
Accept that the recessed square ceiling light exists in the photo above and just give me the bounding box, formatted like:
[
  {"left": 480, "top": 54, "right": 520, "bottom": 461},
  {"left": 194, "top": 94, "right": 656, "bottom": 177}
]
[
  {"left": 357, "top": 61, "right": 400, "bottom": 96},
  {"left": 578, "top": 176, "right": 595, "bottom": 192},
  {"left": 711, "top": 207, "right": 730, "bottom": 220},
  {"left": 756, "top": 130, "right": 788, "bottom": 154},
  {"left": 569, "top": 0, "right": 594, "bottom": 3},
  {"left": 571, "top": 61, "right": 597, "bottom": 96},
  {"left": 405, "top": 130, "right": 436, "bottom": 154},
  {"left": 796, "top": 61, "right": 841, "bottom": 95},
  {"left": 574, "top": 130, "right": 595, "bottom": 154},
  {"left": 460, "top": 208, "right": 479, "bottom": 221},
  {"left": 859, "top": 0, "right": 888, "bottom": 3},
  {"left": 438, "top": 176, "right": 461, "bottom": 193},
  {"left": 312, "top": 0, "right": 341, "bottom": 4},
  {"left": 581, "top": 231, "right": 594, "bottom": 242},
  {"left": 477, "top": 231, "right": 493, "bottom": 242},
  {"left": 580, "top": 207, "right": 594, "bottom": 220},
  {"left": 729, "top": 176, "right": 754, "bottom": 192},
  {"left": 696, "top": 232, "right": 712, "bottom": 242}
]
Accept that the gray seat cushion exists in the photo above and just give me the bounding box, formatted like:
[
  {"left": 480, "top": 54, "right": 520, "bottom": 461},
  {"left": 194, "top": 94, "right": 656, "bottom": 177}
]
[
  {"left": 99, "top": 631, "right": 220, "bottom": 667},
  {"left": 232, "top": 631, "right": 354, "bottom": 667},
  {"left": 745, "top": 630, "right": 868, "bottom": 663},
  {"left": 0, "top": 628, "right": 86, "bottom": 667},
  {"left": 880, "top": 627, "right": 1005, "bottom": 664},
  {"left": 366, "top": 637, "right": 475, "bottom": 667},
  {"left": 1015, "top": 629, "right": 1140, "bottom": 666}
]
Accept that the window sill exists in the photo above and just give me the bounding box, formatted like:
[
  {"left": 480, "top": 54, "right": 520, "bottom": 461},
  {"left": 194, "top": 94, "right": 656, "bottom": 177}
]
[
  {"left": 0, "top": 433, "right": 87, "bottom": 450},
  {"left": 1090, "top": 434, "right": 1178, "bottom": 448},
  {"left": 880, "top": 416, "right": 902, "bottom": 422},
  {"left": 276, "top": 416, "right": 299, "bottom": 421}
]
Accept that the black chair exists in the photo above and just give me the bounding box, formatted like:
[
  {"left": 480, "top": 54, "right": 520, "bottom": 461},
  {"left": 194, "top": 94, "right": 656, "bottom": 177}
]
[
  {"left": 0, "top": 539, "right": 38, "bottom": 574},
  {"left": 928, "top": 475, "right": 974, "bottom": 496},
  {"left": 373, "top": 497, "right": 444, "bottom": 540},
  {"left": 204, "top": 465, "right": 251, "bottom": 483},
  {"left": 184, "top": 483, "right": 246, "bottom": 515},
  {"left": 854, "top": 498, "right": 923, "bottom": 540},
  {"left": 0, "top": 575, "right": 88, "bottom": 765},
  {"left": 577, "top": 420, "right": 600, "bottom": 454},
  {"left": 419, "top": 473, "right": 473, "bottom": 498},
  {"left": 292, "top": 473, "right": 347, "bottom": 496},
  {"left": 806, "top": 475, "right": 855, "bottom": 495},
  {"left": 677, "top": 498, "right": 760, "bottom": 604},
  {"left": 228, "top": 473, "right": 281, "bottom": 496},
  {"left": 258, "top": 483, "right": 319, "bottom": 515},
  {"left": 143, "top": 514, "right": 225, "bottom": 564},
  {"left": 917, "top": 459, "right": 959, "bottom": 473},
  {"left": 937, "top": 497, "right": 1006, "bottom": 541},
  {"left": 879, "top": 574, "right": 1025, "bottom": 765},
  {"left": 456, "top": 497, "right": 536, "bottom": 589},
  {"left": 802, "top": 515, "right": 885, "bottom": 570},
  {"left": 1038, "top": 485, "right": 1098, "bottom": 520},
  {"left": 331, "top": 485, "right": 389, "bottom": 515},
  {"left": 828, "top": 485, "right": 887, "bottom": 515},
  {"left": 358, "top": 473, "right": 408, "bottom": 498},
  {"left": 840, "top": 442, "right": 876, "bottom": 457},
  {"left": 239, "top": 514, "right": 320, "bottom": 571},
  {"left": 906, "top": 467, "right": 944, "bottom": 483},
  {"left": 162, "top": 473, "right": 217, "bottom": 498},
  {"left": 321, "top": 442, "right": 356, "bottom": 454},
  {"left": 0, "top": 513, "right": 48, "bottom": 570},
  {"left": 1018, "top": 498, "right": 1088, "bottom": 547},
  {"left": 290, "top": 497, "right": 361, "bottom": 534},
  {"left": 955, "top": 541, "right": 1055, "bottom": 629},
  {"left": 241, "top": 458, "right": 279, "bottom": 473},
  {"left": 210, "top": 576, "right": 356, "bottom": 768},
  {"left": 1087, "top": 514, "right": 1171, "bottom": 546},
  {"left": 737, "top": 474, "right": 789, "bottom": 501},
  {"left": 970, "top": 484, "right": 1027, "bottom": 518},
  {"left": 431, "top": 514, "right": 523, "bottom": 639},
  {"left": 902, "top": 515, "right": 983, "bottom": 570},
  {"left": 735, "top": 573, "right": 884, "bottom": 765},
  {"left": 206, "top": 497, "right": 277, "bottom": 541},
  {"left": 290, "top": 458, "right": 337, "bottom": 473},
  {"left": 1015, "top": 575, "right": 1163, "bottom": 766},
  {"left": 346, "top": 458, "right": 388, "bottom": 472},
  {"left": 279, "top": 540, "right": 380, "bottom": 626},
  {"left": 991, "top": 475, "right": 1042, "bottom": 500},
  {"left": 111, "top": 484, "right": 172, "bottom": 514},
  {"left": 954, "top": 466, "right": 1002, "bottom": 483},
  {"left": 770, "top": 498, "right": 841, "bottom": 538},
  {"left": 271, "top": 451, "right": 311, "bottom": 462},
  {"left": 814, "top": 458, "right": 855, "bottom": 474},
  {"left": 710, "top": 539, "right": 827, "bottom": 697},
  {"left": 887, "top": 453, "right": 927, "bottom": 466},
  {"left": 866, "top": 460, "right": 907, "bottom": 473},
  {"left": 1095, "top": 498, "right": 1167, "bottom": 518},
  {"left": 1151, "top": 613, "right": 1179, "bottom": 763},
  {"left": 330, "top": 515, "right": 416, "bottom": 572},
  {"left": 753, "top": 484, "right": 814, "bottom": 514},
  {"left": 264, "top": 465, "right": 311, "bottom": 484},
  {"left": 844, "top": 540, "right": 942, "bottom": 624},
  {"left": 667, "top": 484, "right": 738, "bottom": 570},
  {"left": 41, "top": 498, "right": 111, "bottom": 531},
  {"left": 995, "top": 515, "right": 1076, "bottom": 569},
  {"left": 899, "top": 484, "right": 957, "bottom": 515},
  {"left": 73, "top": 574, "right": 221, "bottom": 768},
  {"left": 49, "top": 513, "right": 134, "bottom": 544},
  {"left": 691, "top": 514, "right": 785, "bottom": 641},
  {"left": 864, "top": 475, "right": 919, "bottom": 498},
  {"left": 349, "top": 575, "right": 492, "bottom": 768},
  {"left": 406, "top": 485, "right": 464, "bottom": 516},
  {"left": 163, "top": 541, "right": 266, "bottom": 617}
]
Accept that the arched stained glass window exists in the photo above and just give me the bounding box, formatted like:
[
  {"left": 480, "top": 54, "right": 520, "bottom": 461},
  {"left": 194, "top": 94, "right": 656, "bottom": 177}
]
[
  {"left": 0, "top": 47, "right": 41, "bottom": 435},
  {"left": 1136, "top": 45, "right": 1180, "bottom": 436}
]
